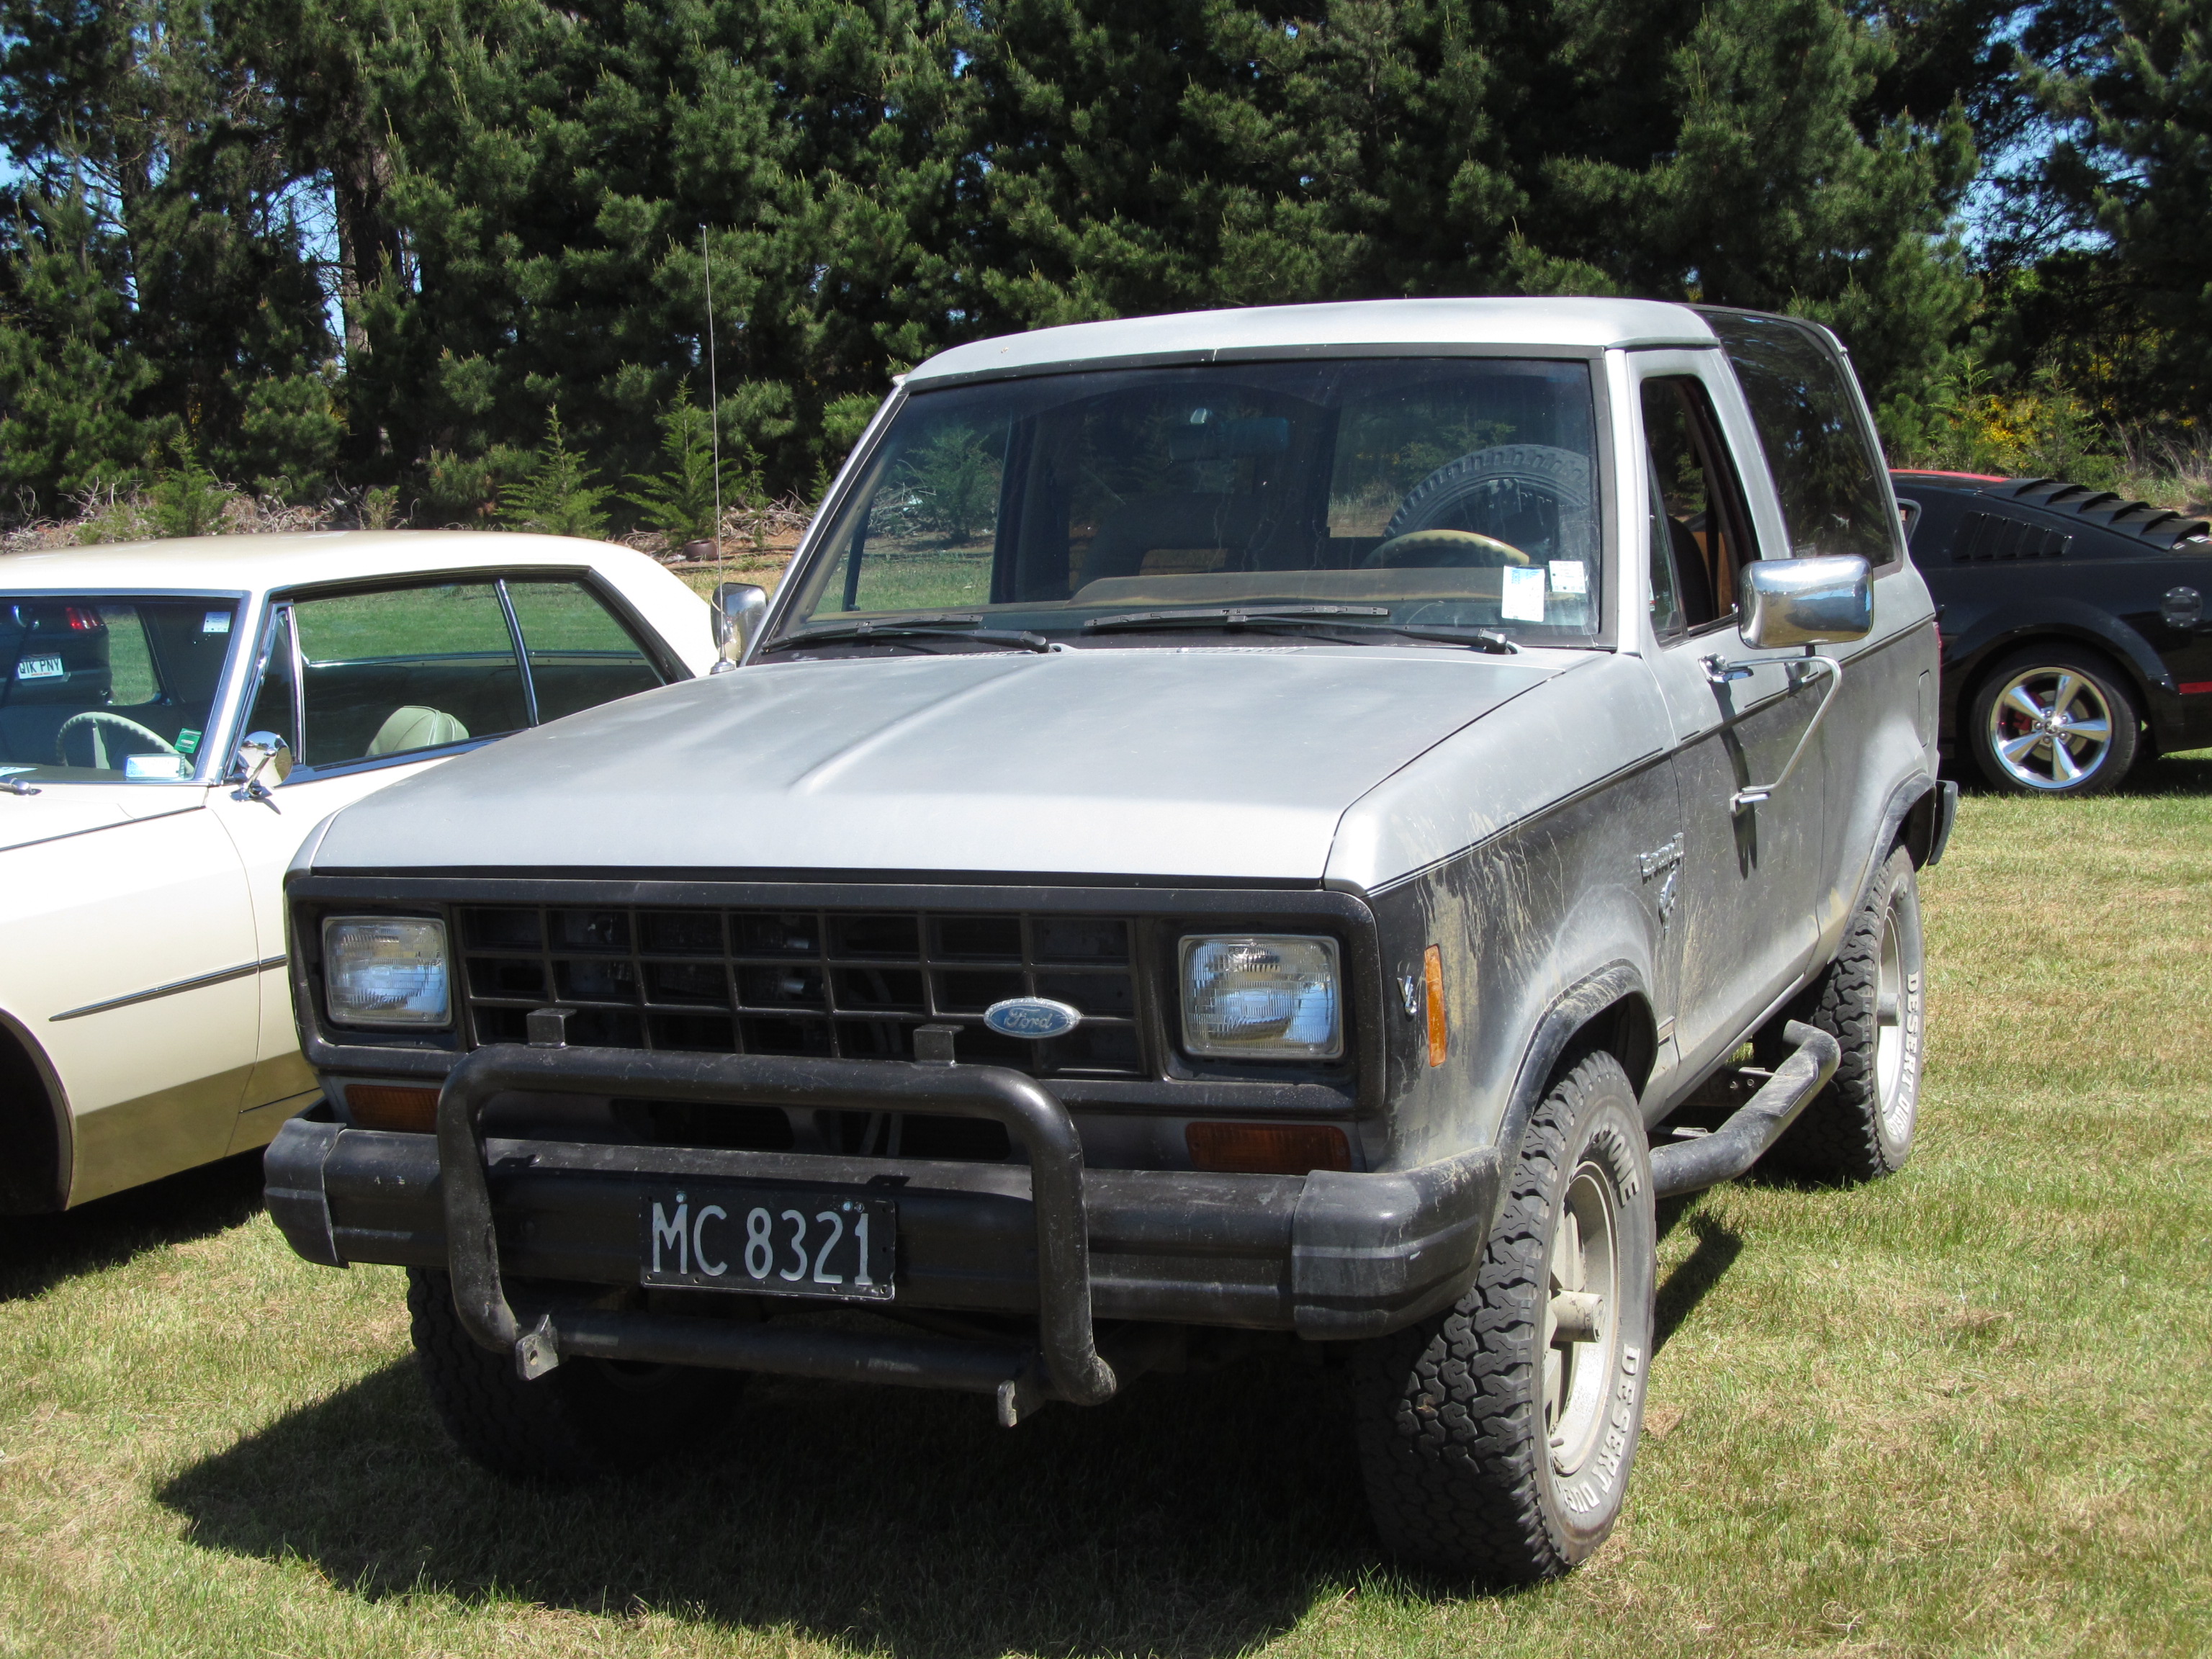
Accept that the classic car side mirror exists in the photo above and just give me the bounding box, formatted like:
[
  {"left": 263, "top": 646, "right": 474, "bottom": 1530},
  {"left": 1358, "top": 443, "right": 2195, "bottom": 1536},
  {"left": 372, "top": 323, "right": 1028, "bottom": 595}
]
[
  {"left": 1738, "top": 556, "right": 1873, "bottom": 649},
  {"left": 709, "top": 582, "right": 769, "bottom": 673},
  {"left": 233, "top": 731, "right": 293, "bottom": 806}
]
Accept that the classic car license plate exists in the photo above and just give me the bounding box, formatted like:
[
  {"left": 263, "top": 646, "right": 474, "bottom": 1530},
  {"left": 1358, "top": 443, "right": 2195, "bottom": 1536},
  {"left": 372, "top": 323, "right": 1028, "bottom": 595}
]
[
  {"left": 639, "top": 1187, "right": 895, "bottom": 1301},
  {"left": 14, "top": 655, "right": 63, "bottom": 681}
]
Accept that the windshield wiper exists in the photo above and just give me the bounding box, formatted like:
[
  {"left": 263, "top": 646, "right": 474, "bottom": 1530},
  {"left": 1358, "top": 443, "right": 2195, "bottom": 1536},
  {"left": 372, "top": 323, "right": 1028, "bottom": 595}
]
[
  {"left": 763, "top": 615, "right": 1052, "bottom": 655},
  {"left": 1082, "top": 606, "right": 1518, "bottom": 655}
]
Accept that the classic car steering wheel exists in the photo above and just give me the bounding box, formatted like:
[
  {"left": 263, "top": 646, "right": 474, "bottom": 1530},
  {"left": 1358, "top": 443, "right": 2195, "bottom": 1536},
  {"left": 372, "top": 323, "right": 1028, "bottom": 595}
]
[
  {"left": 55, "top": 711, "right": 181, "bottom": 771},
  {"left": 1362, "top": 442, "right": 1592, "bottom": 570}
]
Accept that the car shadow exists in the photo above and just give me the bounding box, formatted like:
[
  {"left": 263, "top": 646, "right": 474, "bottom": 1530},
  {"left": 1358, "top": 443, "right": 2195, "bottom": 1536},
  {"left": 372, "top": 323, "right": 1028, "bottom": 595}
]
[
  {"left": 157, "top": 1350, "right": 1385, "bottom": 1656},
  {"left": 0, "top": 1150, "right": 265, "bottom": 1303},
  {"left": 2117, "top": 748, "right": 2212, "bottom": 797},
  {"left": 1653, "top": 1202, "right": 1743, "bottom": 1354}
]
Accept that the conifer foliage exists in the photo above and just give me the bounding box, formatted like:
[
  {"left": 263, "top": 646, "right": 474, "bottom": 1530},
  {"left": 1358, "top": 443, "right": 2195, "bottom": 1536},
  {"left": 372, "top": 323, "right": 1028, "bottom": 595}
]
[{"left": 0, "top": 0, "right": 2193, "bottom": 523}]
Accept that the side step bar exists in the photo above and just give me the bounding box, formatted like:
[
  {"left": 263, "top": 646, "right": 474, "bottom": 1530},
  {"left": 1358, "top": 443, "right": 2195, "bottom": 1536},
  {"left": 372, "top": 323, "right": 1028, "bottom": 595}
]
[{"left": 1650, "top": 1020, "right": 1841, "bottom": 1199}]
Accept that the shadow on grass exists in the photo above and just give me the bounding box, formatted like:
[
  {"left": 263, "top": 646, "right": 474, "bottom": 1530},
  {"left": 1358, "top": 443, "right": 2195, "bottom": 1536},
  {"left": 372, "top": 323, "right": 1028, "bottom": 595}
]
[
  {"left": 0, "top": 1150, "right": 264, "bottom": 1303},
  {"left": 1653, "top": 1204, "right": 1743, "bottom": 1354},
  {"left": 158, "top": 1351, "right": 1381, "bottom": 1656}
]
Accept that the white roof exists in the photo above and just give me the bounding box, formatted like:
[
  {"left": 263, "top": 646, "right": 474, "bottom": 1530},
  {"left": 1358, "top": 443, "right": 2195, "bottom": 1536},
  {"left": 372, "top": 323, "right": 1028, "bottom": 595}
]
[
  {"left": 905, "top": 297, "right": 1717, "bottom": 387},
  {"left": 0, "top": 529, "right": 644, "bottom": 595}
]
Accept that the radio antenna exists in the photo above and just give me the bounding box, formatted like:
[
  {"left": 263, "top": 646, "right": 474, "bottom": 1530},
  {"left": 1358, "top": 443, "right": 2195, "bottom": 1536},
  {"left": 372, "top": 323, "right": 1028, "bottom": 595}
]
[{"left": 701, "top": 226, "right": 725, "bottom": 581}]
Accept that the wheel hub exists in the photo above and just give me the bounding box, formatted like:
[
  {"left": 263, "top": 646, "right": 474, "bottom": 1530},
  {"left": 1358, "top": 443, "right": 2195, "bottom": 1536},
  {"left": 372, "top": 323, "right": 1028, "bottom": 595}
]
[
  {"left": 1544, "top": 1161, "right": 1622, "bottom": 1476},
  {"left": 1988, "top": 667, "right": 2113, "bottom": 789}
]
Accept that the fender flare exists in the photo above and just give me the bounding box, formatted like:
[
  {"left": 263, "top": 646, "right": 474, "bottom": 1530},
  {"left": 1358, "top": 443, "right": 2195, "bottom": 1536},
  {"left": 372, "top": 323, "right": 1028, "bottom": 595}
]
[
  {"left": 1945, "top": 605, "right": 2171, "bottom": 723},
  {"left": 0, "top": 1006, "right": 72, "bottom": 1213},
  {"left": 1490, "top": 959, "right": 1655, "bottom": 1205}
]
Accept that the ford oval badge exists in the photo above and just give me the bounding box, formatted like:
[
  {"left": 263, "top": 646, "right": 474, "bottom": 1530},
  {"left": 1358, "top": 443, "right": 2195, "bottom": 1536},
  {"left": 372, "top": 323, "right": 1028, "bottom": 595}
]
[{"left": 983, "top": 997, "right": 1082, "bottom": 1040}]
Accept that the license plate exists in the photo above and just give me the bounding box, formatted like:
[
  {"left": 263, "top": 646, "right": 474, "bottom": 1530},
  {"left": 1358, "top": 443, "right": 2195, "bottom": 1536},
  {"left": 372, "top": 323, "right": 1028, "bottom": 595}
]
[
  {"left": 14, "top": 656, "right": 62, "bottom": 681},
  {"left": 639, "top": 1187, "right": 895, "bottom": 1301}
]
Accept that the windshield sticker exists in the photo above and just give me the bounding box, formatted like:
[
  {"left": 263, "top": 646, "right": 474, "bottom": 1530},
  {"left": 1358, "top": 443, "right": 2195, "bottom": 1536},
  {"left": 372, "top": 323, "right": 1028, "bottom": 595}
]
[
  {"left": 1500, "top": 565, "right": 1547, "bottom": 622},
  {"left": 174, "top": 728, "right": 202, "bottom": 755},
  {"left": 14, "top": 655, "right": 63, "bottom": 680},
  {"left": 125, "top": 754, "right": 193, "bottom": 781},
  {"left": 202, "top": 611, "right": 232, "bottom": 634},
  {"left": 0, "top": 765, "right": 32, "bottom": 778},
  {"left": 1548, "top": 560, "right": 1589, "bottom": 596}
]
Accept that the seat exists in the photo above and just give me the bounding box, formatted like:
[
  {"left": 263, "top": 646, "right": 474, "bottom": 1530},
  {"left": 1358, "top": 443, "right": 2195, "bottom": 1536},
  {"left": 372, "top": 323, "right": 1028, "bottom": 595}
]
[{"left": 366, "top": 705, "right": 469, "bottom": 758}]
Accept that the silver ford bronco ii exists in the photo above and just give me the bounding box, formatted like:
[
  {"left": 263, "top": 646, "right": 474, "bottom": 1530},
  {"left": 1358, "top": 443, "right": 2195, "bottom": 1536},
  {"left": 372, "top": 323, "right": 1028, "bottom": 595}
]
[{"left": 268, "top": 299, "right": 1956, "bottom": 1582}]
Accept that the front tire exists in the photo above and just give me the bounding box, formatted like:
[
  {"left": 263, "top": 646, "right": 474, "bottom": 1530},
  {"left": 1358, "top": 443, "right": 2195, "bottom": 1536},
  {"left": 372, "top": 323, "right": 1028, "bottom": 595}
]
[
  {"left": 407, "top": 1268, "right": 738, "bottom": 1482},
  {"left": 1351, "top": 1051, "right": 1655, "bottom": 1582}
]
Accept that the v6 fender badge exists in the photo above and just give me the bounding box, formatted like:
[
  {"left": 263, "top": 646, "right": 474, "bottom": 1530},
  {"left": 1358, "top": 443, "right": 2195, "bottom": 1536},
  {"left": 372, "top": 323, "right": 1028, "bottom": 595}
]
[{"left": 982, "top": 997, "right": 1083, "bottom": 1039}]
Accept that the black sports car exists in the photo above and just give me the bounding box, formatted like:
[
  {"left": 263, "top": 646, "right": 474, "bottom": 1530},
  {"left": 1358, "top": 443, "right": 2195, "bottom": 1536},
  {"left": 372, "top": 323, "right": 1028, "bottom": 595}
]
[{"left": 1892, "top": 469, "right": 2212, "bottom": 795}]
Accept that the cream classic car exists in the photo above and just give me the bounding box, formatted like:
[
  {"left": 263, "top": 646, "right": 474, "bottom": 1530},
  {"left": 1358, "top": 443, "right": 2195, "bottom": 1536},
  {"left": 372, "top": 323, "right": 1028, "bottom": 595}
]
[{"left": 0, "top": 531, "right": 716, "bottom": 1212}]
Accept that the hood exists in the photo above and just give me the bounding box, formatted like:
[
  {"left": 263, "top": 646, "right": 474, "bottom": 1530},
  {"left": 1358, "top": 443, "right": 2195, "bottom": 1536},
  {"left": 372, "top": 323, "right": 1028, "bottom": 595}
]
[{"left": 309, "top": 649, "right": 1559, "bottom": 883}]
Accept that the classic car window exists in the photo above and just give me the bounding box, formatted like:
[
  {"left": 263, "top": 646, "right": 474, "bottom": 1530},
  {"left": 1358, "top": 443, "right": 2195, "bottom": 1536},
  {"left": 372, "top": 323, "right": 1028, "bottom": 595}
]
[
  {"left": 1640, "top": 377, "right": 1755, "bottom": 631},
  {"left": 505, "top": 578, "right": 667, "bottom": 722},
  {"left": 286, "top": 583, "right": 528, "bottom": 768},
  {"left": 785, "top": 358, "right": 1604, "bottom": 645},
  {"left": 1701, "top": 310, "right": 1901, "bottom": 567},
  {"left": 0, "top": 595, "right": 240, "bottom": 781}
]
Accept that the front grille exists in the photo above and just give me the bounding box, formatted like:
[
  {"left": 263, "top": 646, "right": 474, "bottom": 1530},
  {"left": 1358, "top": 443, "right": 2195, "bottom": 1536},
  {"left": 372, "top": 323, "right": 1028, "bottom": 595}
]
[{"left": 457, "top": 904, "right": 1144, "bottom": 1079}]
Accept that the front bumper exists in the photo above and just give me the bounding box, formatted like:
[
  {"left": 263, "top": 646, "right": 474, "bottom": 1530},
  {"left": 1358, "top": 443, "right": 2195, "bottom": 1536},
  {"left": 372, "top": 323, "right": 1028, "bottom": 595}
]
[{"left": 266, "top": 1042, "right": 1498, "bottom": 1411}]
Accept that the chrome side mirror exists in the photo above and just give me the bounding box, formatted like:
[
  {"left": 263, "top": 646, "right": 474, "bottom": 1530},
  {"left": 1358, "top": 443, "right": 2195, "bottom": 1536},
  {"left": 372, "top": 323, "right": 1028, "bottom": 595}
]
[
  {"left": 233, "top": 731, "right": 292, "bottom": 806},
  {"left": 709, "top": 582, "right": 768, "bottom": 673},
  {"left": 1738, "top": 556, "right": 1872, "bottom": 649}
]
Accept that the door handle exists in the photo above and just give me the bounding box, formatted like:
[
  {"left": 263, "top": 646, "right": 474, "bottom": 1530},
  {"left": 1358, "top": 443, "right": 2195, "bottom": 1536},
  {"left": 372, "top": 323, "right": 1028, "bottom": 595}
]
[{"left": 1731, "top": 656, "right": 1841, "bottom": 811}]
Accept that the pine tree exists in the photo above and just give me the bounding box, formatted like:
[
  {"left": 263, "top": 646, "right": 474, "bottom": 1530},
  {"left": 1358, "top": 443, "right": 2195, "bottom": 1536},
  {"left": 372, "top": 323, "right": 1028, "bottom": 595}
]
[
  {"left": 499, "top": 412, "right": 611, "bottom": 538},
  {"left": 2029, "top": 0, "right": 2212, "bottom": 414},
  {"left": 621, "top": 390, "right": 724, "bottom": 546}
]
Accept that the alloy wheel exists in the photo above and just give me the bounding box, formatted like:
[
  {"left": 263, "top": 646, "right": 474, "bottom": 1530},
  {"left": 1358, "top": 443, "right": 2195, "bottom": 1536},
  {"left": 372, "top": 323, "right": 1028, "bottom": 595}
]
[
  {"left": 1544, "top": 1161, "right": 1622, "bottom": 1476},
  {"left": 1986, "top": 667, "right": 2115, "bottom": 790}
]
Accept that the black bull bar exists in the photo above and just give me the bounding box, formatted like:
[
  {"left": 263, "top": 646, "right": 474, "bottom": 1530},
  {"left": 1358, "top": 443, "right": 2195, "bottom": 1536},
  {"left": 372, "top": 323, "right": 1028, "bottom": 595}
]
[{"left": 437, "top": 1041, "right": 1120, "bottom": 1421}]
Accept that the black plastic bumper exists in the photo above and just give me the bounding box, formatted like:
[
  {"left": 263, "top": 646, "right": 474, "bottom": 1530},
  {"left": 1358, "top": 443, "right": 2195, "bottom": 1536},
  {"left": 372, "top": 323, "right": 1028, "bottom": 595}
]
[{"left": 266, "top": 1043, "right": 1501, "bottom": 1406}]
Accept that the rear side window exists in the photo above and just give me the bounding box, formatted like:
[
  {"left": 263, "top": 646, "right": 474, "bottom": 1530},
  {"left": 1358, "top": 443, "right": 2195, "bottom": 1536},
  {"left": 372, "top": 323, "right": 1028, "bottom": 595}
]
[
  {"left": 1701, "top": 312, "right": 1901, "bottom": 567},
  {"left": 289, "top": 583, "right": 529, "bottom": 768},
  {"left": 505, "top": 579, "right": 665, "bottom": 722}
]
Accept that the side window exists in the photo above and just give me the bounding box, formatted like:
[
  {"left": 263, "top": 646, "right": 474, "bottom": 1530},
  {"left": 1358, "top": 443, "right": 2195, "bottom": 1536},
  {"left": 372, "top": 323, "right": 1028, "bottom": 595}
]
[
  {"left": 288, "top": 583, "right": 527, "bottom": 769},
  {"left": 505, "top": 579, "right": 669, "bottom": 723},
  {"left": 1702, "top": 312, "right": 1902, "bottom": 567},
  {"left": 1640, "top": 377, "right": 1755, "bottom": 633},
  {"left": 1645, "top": 458, "right": 1686, "bottom": 640}
]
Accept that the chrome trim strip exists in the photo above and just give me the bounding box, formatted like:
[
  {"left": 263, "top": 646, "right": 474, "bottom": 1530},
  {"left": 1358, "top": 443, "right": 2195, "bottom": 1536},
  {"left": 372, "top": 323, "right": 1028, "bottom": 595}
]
[
  {"left": 1, "top": 803, "right": 205, "bottom": 856},
  {"left": 52, "top": 953, "right": 287, "bottom": 1022}
]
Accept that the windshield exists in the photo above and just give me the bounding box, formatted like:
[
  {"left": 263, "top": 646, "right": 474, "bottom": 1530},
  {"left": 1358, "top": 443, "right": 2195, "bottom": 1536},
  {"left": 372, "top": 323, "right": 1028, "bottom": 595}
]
[
  {"left": 0, "top": 595, "right": 241, "bottom": 783},
  {"left": 778, "top": 358, "right": 1604, "bottom": 647}
]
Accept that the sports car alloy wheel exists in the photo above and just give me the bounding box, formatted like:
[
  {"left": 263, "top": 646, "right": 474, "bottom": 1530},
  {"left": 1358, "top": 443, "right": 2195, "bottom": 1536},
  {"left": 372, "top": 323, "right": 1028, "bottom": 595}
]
[{"left": 1986, "top": 666, "right": 2115, "bottom": 790}]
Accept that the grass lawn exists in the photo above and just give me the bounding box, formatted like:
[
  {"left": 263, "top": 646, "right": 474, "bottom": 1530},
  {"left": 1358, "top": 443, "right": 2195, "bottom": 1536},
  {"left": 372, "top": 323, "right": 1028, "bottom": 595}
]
[{"left": 2, "top": 760, "right": 2208, "bottom": 1656}]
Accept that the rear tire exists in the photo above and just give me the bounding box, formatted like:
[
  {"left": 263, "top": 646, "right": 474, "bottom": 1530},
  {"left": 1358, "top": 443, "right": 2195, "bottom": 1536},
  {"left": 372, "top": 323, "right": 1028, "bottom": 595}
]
[
  {"left": 1765, "top": 844, "right": 1924, "bottom": 1182},
  {"left": 1350, "top": 1051, "right": 1655, "bottom": 1582},
  {"left": 1968, "top": 647, "right": 2139, "bottom": 796},
  {"left": 407, "top": 1268, "right": 738, "bottom": 1482}
]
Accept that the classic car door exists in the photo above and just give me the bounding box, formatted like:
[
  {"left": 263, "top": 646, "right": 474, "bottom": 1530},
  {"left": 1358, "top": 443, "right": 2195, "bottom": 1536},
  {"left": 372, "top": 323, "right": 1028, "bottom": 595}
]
[
  {"left": 1631, "top": 354, "right": 1826, "bottom": 1084},
  {"left": 213, "top": 574, "right": 680, "bottom": 1148}
]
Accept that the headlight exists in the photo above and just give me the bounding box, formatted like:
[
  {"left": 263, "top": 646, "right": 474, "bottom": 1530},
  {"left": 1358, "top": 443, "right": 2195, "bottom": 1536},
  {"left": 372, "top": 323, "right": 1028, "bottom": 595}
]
[
  {"left": 1179, "top": 935, "right": 1341, "bottom": 1060},
  {"left": 323, "top": 916, "right": 451, "bottom": 1028}
]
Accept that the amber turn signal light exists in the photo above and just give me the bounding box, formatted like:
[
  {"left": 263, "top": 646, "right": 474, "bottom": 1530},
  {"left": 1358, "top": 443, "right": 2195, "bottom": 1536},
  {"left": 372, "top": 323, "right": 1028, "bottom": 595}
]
[
  {"left": 1424, "top": 943, "right": 1448, "bottom": 1067},
  {"left": 1185, "top": 1121, "right": 1352, "bottom": 1175},
  {"left": 346, "top": 1083, "right": 440, "bottom": 1133}
]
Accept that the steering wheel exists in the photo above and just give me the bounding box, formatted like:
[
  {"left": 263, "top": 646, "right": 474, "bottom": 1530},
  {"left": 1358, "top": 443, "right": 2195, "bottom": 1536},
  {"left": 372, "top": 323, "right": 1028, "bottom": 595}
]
[
  {"left": 55, "top": 711, "right": 180, "bottom": 772},
  {"left": 1363, "top": 528, "right": 1529, "bottom": 568},
  {"left": 1362, "top": 442, "right": 1593, "bottom": 570}
]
